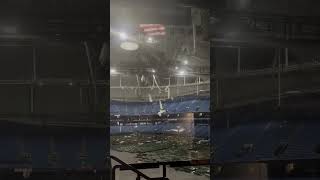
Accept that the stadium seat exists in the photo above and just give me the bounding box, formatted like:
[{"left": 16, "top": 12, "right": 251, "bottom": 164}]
[{"left": 110, "top": 95, "right": 211, "bottom": 115}]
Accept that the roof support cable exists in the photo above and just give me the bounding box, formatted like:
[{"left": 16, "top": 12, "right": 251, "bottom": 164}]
[{"left": 152, "top": 74, "right": 162, "bottom": 92}]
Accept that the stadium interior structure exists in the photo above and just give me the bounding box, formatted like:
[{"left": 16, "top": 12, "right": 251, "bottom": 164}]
[
  {"left": 210, "top": 0, "right": 320, "bottom": 179},
  {"left": 110, "top": 0, "right": 210, "bottom": 179}
]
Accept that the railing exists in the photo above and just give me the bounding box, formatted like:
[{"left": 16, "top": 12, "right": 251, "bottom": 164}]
[
  {"left": 212, "top": 61, "right": 320, "bottom": 79},
  {"left": 110, "top": 81, "right": 210, "bottom": 102},
  {"left": 111, "top": 155, "right": 209, "bottom": 180},
  {"left": 0, "top": 113, "right": 106, "bottom": 128},
  {"left": 110, "top": 156, "right": 162, "bottom": 180}
]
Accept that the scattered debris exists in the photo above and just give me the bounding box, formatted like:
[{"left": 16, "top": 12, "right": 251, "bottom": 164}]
[{"left": 111, "top": 133, "right": 209, "bottom": 176}]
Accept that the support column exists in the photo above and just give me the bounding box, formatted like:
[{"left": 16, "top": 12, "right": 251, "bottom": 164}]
[
  {"left": 237, "top": 47, "right": 241, "bottom": 73},
  {"left": 278, "top": 48, "right": 282, "bottom": 107},
  {"left": 285, "top": 22, "right": 290, "bottom": 69},
  {"left": 168, "top": 77, "right": 171, "bottom": 99},
  {"left": 196, "top": 76, "right": 199, "bottom": 96},
  {"left": 215, "top": 79, "right": 220, "bottom": 108},
  {"left": 285, "top": 48, "right": 289, "bottom": 68},
  {"left": 193, "top": 23, "right": 197, "bottom": 54},
  {"left": 80, "top": 87, "right": 83, "bottom": 104},
  {"left": 176, "top": 77, "right": 179, "bottom": 96},
  {"left": 30, "top": 47, "right": 36, "bottom": 113}
]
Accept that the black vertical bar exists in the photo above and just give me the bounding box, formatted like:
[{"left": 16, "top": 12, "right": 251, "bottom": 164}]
[
  {"left": 163, "top": 165, "right": 167, "bottom": 177},
  {"left": 100, "top": 1, "right": 109, "bottom": 175},
  {"left": 136, "top": 175, "right": 141, "bottom": 180},
  {"left": 112, "top": 166, "right": 117, "bottom": 180},
  {"left": 105, "top": 36, "right": 111, "bottom": 179}
]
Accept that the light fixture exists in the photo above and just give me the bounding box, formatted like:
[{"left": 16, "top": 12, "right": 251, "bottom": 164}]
[
  {"left": 175, "top": 66, "right": 179, "bottom": 70},
  {"left": 110, "top": 68, "right": 117, "bottom": 75},
  {"left": 151, "top": 69, "right": 156, "bottom": 73},
  {"left": 120, "top": 41, "right": 139, "bottom": 51},
  {"left": 146, "top": 37, "right": 153, "bottom": 43},
  {"left": 119, "top": 32, "right": 128, "bottom": 40},
  {"left": 118, "top": 31, "right": 139, "bottom": 51},
  {"left": 183, "top": 60, "right": 188, "bottom": 65}
]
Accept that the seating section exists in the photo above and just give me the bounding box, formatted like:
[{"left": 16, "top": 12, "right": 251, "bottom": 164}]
[
  {"left": 0, "top": 122, "right": 106, "bottom": 171},
  {"left": 212, "top": 121, "right": 320, "bottom": 163},
  {"left": 110, "top": 96, "right": 210, "bottom": 116},
  {"left": 111, "top": 96, "right": 320, "bottom": 162},
  {"left": 110, "top": 120, "right": 210, "bottom": 138}
]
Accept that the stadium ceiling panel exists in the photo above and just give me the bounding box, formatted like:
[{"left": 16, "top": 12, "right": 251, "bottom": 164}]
[{"left": 0, "top": 0, "right": 108, "bottom": 41}]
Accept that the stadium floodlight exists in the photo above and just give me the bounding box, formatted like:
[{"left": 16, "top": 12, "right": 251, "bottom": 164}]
[
  {"left": 119, "top": 32, "right": 128, "bottom": 40},
  {"left": 117, "top": 31, "right": 139, "bottom": 51},
  {"left": 120, "top": 41, "right": 139, "bottom": 51},
  {"left": 183, "top": 60, "right": 188, "bottom": 65},
  {"left": 110, "top": 68, "right": 117, "bottom": 75},
  {"left": 146, "top": 37, "right": 153, "bottom": 43}
]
